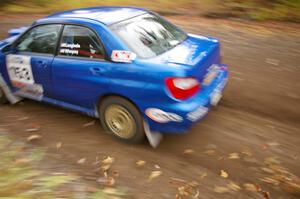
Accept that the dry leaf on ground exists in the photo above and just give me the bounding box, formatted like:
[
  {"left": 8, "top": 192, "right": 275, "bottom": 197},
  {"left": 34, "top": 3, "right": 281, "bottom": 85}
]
[
  {"left": 228, "top": 153, "right": 240, "bottom": 159},
  {"left": 227, "top": 182, "right": 241, "bottom": 191},
  {"left": 82, "top": 120, "right": 96, "bottom": 127},
  {"left": 148, "top": 171, "right": 163, "bottom": 182},
  {"left": 243, "top": 183, "right": 257, "bottom": 192},
  {"left": 204, "top": 149, "right": 216, "bottom": 155},
  {"left": 214, "top": 186, "right": 230, "bottom": 193},
  {"left": 136, "top": 160, "right": 146, "bottom": 166},
  {"left": 183, "top": 149, "right": 195, "bottom": 155},
  {"left": 77, "top": 158, "right": 86, "bottom": 164},
  {"left": 56, "top": 142, "right": 62, "bottom": 149},
  {"left": 27, "top": 134, "right": 42, "bottom": 142},
  {"left": 220, "top": 170, "right": 229, "bottom": 178},
  {"left": 102, "top": 156, "right": 114, "bottom": 165}
]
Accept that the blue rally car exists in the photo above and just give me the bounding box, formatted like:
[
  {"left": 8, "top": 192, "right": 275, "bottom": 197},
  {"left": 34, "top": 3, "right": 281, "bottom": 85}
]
[{"left": 0, "top": 6, "right": 228, "bottom": 144}]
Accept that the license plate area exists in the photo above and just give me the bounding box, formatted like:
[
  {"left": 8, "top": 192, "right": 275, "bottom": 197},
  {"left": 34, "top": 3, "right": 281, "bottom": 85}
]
[{"left": 203, "top": 65, "right": 220, "bottom": 86}]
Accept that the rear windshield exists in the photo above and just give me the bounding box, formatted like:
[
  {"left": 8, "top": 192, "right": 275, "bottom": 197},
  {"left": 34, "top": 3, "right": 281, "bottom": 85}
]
[{"left": 110, "top": 13, "right": 187, "bottom": 59}]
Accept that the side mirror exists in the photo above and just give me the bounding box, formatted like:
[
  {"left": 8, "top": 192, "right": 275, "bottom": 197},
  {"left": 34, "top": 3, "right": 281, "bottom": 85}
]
[
  {"left": 111, "top": 50, "right": 136, "bottom": 63},
  {"left": 1, "top": 44, "right": 13, "bottom": 54}
]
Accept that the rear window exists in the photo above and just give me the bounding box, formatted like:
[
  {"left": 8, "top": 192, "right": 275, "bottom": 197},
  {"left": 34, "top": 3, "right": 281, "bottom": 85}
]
[{"left": 110, "top": 13, "right": 187, "bottom": 59}]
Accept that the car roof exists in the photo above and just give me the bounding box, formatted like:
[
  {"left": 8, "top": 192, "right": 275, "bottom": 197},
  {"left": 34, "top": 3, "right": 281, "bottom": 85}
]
[{"left": 44, "top": 6, "right": 148, "bottom": 25}]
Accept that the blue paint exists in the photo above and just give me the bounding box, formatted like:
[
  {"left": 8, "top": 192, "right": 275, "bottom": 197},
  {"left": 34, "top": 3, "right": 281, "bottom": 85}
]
[{"left": 0, "top": 6, "right": 229, "bottom": 134}]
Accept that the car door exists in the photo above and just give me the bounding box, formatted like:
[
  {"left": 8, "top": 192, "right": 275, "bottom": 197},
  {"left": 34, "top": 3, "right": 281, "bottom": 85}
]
[
  {"left": 4, "top": 24, "right": 62, "bottom": 100},
  {"left": 51, "top": 25, "right": 112, "bottom": 109}
]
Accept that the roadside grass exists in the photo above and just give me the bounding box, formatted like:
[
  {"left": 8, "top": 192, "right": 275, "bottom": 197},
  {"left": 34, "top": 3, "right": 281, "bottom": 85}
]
[
  {"left": 1, "top": 0, "right": 299, "bottom": 22},
  {"left": 0, "top": 134, "right": 125, "bottom": 199}
]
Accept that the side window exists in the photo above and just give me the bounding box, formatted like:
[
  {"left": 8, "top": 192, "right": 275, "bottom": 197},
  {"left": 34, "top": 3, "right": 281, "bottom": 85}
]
[
  {"left": 16, "top": 24, "right": 62, "bottom": 55},
  {"left": 59, "top": 25, "right": 105, "bottom": 59}
]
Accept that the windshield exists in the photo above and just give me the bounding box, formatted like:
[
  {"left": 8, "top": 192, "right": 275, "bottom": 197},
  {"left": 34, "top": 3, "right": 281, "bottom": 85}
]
[{"left": 110, "top": 13, "right": 188, "bottom": 59}]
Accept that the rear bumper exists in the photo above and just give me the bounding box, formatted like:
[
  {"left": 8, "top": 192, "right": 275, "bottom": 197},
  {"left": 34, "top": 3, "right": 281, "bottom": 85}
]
[{"left": 144, "top": 64, "right": 229, "bottom": 133}]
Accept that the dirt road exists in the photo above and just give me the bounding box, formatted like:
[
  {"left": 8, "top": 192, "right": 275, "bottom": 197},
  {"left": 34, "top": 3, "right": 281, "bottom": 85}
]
[{"left": 0, "top": 15, "right": 300, "bottom": 198}]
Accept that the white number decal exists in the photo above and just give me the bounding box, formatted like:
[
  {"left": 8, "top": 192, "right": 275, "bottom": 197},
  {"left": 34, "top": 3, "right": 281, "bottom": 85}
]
[{"left": 6, "top": 55, "right": 34, "bottom": 85}]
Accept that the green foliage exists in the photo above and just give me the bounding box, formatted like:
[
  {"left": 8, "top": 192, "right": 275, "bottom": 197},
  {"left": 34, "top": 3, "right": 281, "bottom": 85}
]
[{"left": 0, "top": 0, "right": 299, "bottom": 22}]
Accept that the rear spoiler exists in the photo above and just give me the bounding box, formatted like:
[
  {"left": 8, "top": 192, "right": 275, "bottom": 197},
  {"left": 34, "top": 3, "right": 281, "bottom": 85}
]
[{"left": 8, "top": 27, "right": 28, "bottom": 37}]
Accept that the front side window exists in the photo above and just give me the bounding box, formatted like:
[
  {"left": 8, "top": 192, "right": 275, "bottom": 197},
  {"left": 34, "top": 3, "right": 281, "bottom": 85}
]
[
  {"left": 59, "top": 25, "right": 105, "bottom": 59},
  {"left": 110, "top": 13, "right": 188, "bottom": 59},
  {"left": 16, "top": 24, "right": 62, "bottom": 55}
]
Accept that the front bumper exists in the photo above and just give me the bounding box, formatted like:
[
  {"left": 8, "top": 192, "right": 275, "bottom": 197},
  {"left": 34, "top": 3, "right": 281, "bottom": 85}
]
[{"left": 145, "top": 64, "right": 229, "bottom": 133}]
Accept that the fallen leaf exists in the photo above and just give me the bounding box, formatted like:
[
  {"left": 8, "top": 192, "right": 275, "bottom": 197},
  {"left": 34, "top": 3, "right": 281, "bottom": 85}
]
[
  {"left": 214, "top": 186, "right": 230, "bottom": 193},
  {"left": 220, "top": 170, "right": 229, "bottom": 178},
  {"left": 264, "top": 156, "right": 280, "bottom": 165},
  {"left": 56, "top": 142, "right": 62, "bottom": 150},
  {"left": 228, "top": 153, "right": 240, "bottom": 159},
  {"left": 227, "top": 182, "right": 241, "bottom": 191},
  {"left": 259, "top": 177, "right": 280, "bottom": 186},
  {"left": 261, "top": 167, "right": 275, "bottom": 174},
  {"left": 26, "top": 128, "right": 40, "bottom": 132},
  {"left": 193, "top": 190, "right": 200, "bottom": 198},
  {"left": 260, "top": 191, "right": 271, "bottom": 199},
  {"left": 267, "top": 141, "right": 280, "bottom": 147},
  {"left": 178, "top": 186, "right": 189, "bottom": 196},
  {"left": 200, "top": 172, "right": 207, "bottom": 179},
  {"left": 243, "top": 183, "right": 257, "bottom": 192},
  {"left": 101, "top": 164, "right": 112, "bottom": 172},
  {"left": 265, "top": 58, "right": 279, "bottom": 66},
  {"left": 136, "top": 160, "right": 146, "bottom": 166},
  {"left": 204, "top": 149, "right": 216, "bottom": 155},
  {"left": 102, "top": 156, "right": 114, "bottom": 165},
  {"left": 97, "top": 176, "right": 115, "bottom": 186},
  {"left": 148, "top": 171, "right": 163, "bottom": 182},
  {"left": 241, "top": 148, "right": 253, "bottom": 157},
  {"left": 77, "top": 158, "right": 86, "bottom": 164},
  {"left": 183, "top": 149, "right": 194, "bottom": 155},
  {"left": 27, "top": 134, "right": 42, "bottom": 142},
  {"left": 113, "top": 170, "right": 119, "bottom": 177},
  {"left": 82, "top": 120, "right": 96, "bottom": 127},
  {"left": 154, "top": 164, "right": 161, "bottom": 169},
  {"left": 169, "top": 177, "right": 187, "bottom": 187},
  {"left": 17, "top": 117, "right": 29, "bottom": 121}
]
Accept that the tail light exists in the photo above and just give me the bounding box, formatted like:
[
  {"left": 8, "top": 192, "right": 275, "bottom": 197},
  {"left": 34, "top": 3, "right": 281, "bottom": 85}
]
[{"left": 166, "top": 77, "right": 201, "bottom": 100}]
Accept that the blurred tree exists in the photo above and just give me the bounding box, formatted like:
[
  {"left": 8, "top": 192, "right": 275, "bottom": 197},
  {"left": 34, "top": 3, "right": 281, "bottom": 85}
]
[{"left": 0, "top": 0, "right": 13, "bottom": 6}]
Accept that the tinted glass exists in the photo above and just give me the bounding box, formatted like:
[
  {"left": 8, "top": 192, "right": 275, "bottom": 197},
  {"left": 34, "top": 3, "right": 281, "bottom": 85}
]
[
  {"left": 59, "top": 25, "right": 105, "bottom": 59},
  {"left": 16, "top": 24, "right": 61, "bottom": 55},
  {"left": 110, "top": 13, "right": 187, "bottom": 59}
]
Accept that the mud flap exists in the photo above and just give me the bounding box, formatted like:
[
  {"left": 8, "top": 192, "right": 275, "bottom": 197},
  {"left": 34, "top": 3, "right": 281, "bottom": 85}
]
[
  {"left": 144, "top": 120, "right": 163, "bottom": 148},
  {"left": 0, "top": 73, "right": 22, "bottom": 104}
]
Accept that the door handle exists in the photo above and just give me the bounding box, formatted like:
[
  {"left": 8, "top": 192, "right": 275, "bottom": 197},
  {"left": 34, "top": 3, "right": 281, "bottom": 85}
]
[
  {"left": 90, "top": 67, "right": 103, "bottom": 76},
  {"left": 37, "top": 60, "right": 47, "bottom": 68}
]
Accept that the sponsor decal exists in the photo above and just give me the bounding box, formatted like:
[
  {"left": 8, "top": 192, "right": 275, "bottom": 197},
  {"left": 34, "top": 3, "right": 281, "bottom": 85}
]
[
  {"left": 60, "top": 43, "right": 80, "bottom": 55},
  {"left": 6, "top": 55, "right": 44, "bottom": 100},
  {"left": 111, "top": 50, "right": 136, "bottom": 63},
  {"left": 187, "top": 106, "right": 209, "bottom": 122},
  {"left": 60, "top": 43, "right": 81, "bottom": 49},
  {"left": 146, "top": 108, "right": 183, "bottom": 123}
]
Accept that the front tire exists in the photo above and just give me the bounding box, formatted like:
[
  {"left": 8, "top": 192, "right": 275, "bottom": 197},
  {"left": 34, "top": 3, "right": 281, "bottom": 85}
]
[
  {"left": 99, "top": 96, "right": 145, "bottom": 144},
  {"left": 0, "top": 88, "right": 8, "bottom": 104}
]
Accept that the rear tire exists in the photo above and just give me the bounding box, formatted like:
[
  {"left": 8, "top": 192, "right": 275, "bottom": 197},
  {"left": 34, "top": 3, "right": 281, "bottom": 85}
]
[
  {"left": 0, "top": 88, "right": 8, "bottom": 104},
  {"left": 99, "top": 96, "right": 145, "bottom": 144}
]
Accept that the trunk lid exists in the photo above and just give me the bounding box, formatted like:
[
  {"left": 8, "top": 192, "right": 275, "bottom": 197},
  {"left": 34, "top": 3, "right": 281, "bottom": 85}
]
[{"left": 152, "top": 34, "right": 221, "bottom": 83}]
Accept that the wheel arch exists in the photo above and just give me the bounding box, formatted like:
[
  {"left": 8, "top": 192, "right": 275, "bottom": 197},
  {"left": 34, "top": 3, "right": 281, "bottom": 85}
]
[{"left": 97, "top": 93, "right": 144, "bottom": 117}]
